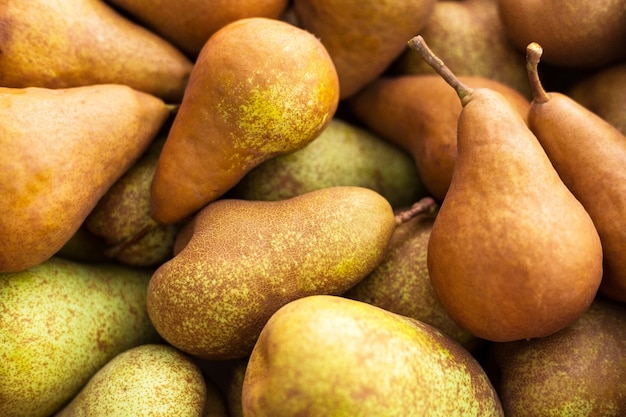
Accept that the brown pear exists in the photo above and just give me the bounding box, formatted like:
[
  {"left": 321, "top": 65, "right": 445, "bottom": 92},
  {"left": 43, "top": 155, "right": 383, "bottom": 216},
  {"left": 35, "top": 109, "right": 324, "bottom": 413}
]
[
  {"left": 526, "top": 43, "right": 626, "bottom": 302},
  {"left": 0, "top": 85, "right": 170, "bottom": 273},
  {"left": 408, "top": 36, "right": 603, "bottom": 342},
  {"left": 0, "top": 0, "right": 193, "bottom": 102}
]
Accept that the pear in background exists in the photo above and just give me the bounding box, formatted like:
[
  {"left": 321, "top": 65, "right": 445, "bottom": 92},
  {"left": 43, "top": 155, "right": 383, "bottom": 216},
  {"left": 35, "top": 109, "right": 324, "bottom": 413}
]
[
  {"left": 229, "top": 117, "right": 425, "bottom": 209},
  {"left": 292, "top": 0, "right": 436, "bottom": 99},
  {"left": 0, "top": 257, "right": 160, "bottom": 417},
  {"left": 242, "top": 295, "right": 504, "bottom": 416},
  {"left": 0, "top": 85, "right": 169, "bottom": 274},
  {"left": 147, "top": 186, "right": 396, "bottom": 359},
  {"left": 0, "top": 0, "right": 192, "bottom": 102},
  {"left": 486, "top": 297, "right": 626, "bottom": 416},
  {"left": 105, "top": 0, "right": 288, "bottom": 57},
  {"left": 150, "top": 17, "right": 339, "bottom": 224},
  {"left": 55, "top": 344, "right": 207, "bottom": 417}
]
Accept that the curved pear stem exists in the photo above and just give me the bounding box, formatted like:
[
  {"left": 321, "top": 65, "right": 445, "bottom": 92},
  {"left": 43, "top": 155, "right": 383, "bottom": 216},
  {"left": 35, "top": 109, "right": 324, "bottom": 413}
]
[
  {"left": 394, "top": 196, "right": 438, "bottom": 226},
  {"left": 104, "top": 217, "right": 161, "bottom": 258},
  {"left": 526, "top": 42, "right": 550, "bottom": 104},
  {"left": 407, "top": 35, "right": 474, "bottom": 105}
]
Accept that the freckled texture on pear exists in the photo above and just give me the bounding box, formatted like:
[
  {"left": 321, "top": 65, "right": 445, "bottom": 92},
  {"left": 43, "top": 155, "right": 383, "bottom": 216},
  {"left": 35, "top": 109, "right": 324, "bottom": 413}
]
[
  {"left": 0, "top": 85, "right": 169, "bottom": 273},
  {"left": 242, "top": 295, "right": 504, "bottom": 416},
  {"left": 229, "top": 117, "right": 425, "bottom": 208},
  {"left": 293, "top": 0, "right": 436, "bottom": 99},
  {"left": 147, "top": 186, "right": 396, "bottom": 360},
  {"left": 487, "top": 297, "right": 626, "bottom": 416},
  {"left": 0, "top": 257, "right": 160, "bottom": 417},
  {"left": 55, "top": 344, "right": 207, "bottom": 417},
  {"left": 0, "top": 0, "right": 193, "bottom": 102},
  {"left": 150, "top": 17, "right": 339, "bottom": 225}
]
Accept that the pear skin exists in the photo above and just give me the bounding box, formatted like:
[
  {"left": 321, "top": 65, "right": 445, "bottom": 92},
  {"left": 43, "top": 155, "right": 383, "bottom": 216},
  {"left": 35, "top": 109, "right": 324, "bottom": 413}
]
[
  {"left": 0, "top": 0, "right": 193, "bottom": 102},
  {"left": 150, "top": 17, "right": 339, "bottom": 224},
  {"left": 409, "top": 36, "right": 603, "bottom": 342},
  {"left": 0, "top": 85, "right": 170, "bottom": 273},
  {"left": 147, "top": 186, "right": 396, "bottom": 359},
  {"left": 0, "top": 257, "right": 160, "bottom": 417}
]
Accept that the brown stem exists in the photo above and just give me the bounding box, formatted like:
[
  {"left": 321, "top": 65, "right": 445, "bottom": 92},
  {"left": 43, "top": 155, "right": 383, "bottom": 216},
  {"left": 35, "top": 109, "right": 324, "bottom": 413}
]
[
  {"left": 407, "top": 35, "right": 474, "bottom": 104},
  {"left": 526, "top": 42, "right": 550, "bottom": 104},
  {"left": 104, "top": 218, "right": 160, "bottom": 258},
  {"left": 394, "top": 197, "right": 438, "bottom": 226}
]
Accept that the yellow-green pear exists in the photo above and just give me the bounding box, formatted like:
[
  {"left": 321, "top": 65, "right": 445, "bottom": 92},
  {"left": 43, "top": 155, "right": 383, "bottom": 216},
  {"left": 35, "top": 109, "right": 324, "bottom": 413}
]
[
  {"left": 55, "top": 344, "right": 207, "bottom": 417},
  {"left": 0, "top": 257, "right": 160, "bottom": 417},
  {"left": 147, "top": 186, "right": 396, "bottom": 359},
  {"left": 0, "top": 84, "right": 170, "bottom": 273},
  {"left": 242, "top": 295, "right": 504, "bottom": 416}
]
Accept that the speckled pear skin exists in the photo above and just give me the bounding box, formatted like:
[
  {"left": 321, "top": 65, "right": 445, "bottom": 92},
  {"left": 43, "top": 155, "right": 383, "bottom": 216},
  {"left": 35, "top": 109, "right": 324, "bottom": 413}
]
[
  {"left": 242, "top": 295, "right": 504, "bottom": 416},
  {"left": 54, "top": 344, "right": 207, "bottom": 417},
  {"left": 147, "top": 186, "right": 396, "bottom": 360},
  {"left": 0, "top": 257, "right": 160, "bottom": 417}
]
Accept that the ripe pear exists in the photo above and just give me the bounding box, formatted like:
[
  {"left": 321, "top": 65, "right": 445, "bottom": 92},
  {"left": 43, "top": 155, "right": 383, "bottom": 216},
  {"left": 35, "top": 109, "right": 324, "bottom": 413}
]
[
  {"left": 55, "top": 344, "right": 207, "bottom": 417},
  {"left": 0, "top": 257, "right": 160, "bottom": 417},
  {"left": 147, "top": 186, "right": 396, "bottom": 359},
  {"left": 292, "top": 0, "right": 436, "bottom": 99},
  {"left": 486, "top": 297, "right": 626, "bottom": 416},
  {"left": 106, "top": 0, "right": 288, "bottom": 57},
  {"left": 0, "top": 0, "right": 193, "bottom": 102},
  {"left": 408, "top": 36, "right": 603, "bottom": 342},
  {"left": 242, "top": 295, "right": 504, "bottom": 416},
  {"left": 229, "top": 117, "right": 425, "bottom": 208},
  {"left": 526, "top": 43, "right": 626, "bottom": 303},
  {"left": 348, "top": 74, "right": 530, "bottom": 201},
  {"left": 150, "top": 17, "right": 340, "bottom": 224},
  {"left": 0, "top": 84, "right": 170, "bottom": 274}
]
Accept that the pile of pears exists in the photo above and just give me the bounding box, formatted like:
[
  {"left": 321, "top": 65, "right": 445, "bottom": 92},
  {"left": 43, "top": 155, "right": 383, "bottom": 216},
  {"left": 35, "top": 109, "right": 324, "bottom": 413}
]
[{"left": 1, "top": 0, "right": 625, "bottom": 416}]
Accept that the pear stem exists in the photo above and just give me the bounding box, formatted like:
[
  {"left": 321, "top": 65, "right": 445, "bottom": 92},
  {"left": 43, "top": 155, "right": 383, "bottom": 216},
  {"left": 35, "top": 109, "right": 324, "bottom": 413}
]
[
  {"left": 104, "top": 218, "right": 160, "bottom": 258},
  {"left": 407, "top": 35, "right": 474, "bottom": 105},
  {"left": 526, "top": 42, "right": 550, "bottom": 104},
  {"left": 394, "top": 196, "right": 438, "bottom": 226}
]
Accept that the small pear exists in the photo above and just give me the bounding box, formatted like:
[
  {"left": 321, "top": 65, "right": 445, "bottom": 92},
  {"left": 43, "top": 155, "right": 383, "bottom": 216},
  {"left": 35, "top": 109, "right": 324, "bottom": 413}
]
[
  {"left": 0, "top": 257, "right": 160, "bottom": 417},
  {"left": 0, "top": 0, "right": 193, "bottom": 102},
  {"left": 150, "top": 17, "right": 339, "bottom": 224},
  {"left": 147, "top": 186, "right": 396, "bottom": 359},
  {"left": 0, "top": 84, "right": 170, "bottom": 273},
  {"left": 408, "top": 36, "right": 602, "bottom": 342},
  {"left": 242, "top": 295, "right": 504, "bottom": 416}
]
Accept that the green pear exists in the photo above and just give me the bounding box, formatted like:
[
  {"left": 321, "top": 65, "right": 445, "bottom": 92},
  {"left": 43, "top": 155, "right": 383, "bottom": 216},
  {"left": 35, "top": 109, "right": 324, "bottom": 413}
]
[
  {"left": 147, "top": 186, "right": 396, "bottom": 360},
  {"left": 0, "top": 257, "right": 160, "bottom": 417},
  {"left": 242, "top": 295, "right": 504, "bottom": 416},
  {"left": 229, "top": 117, "right": 425, "bottom": 208},
  {"left": 55, "top": 344, "right": 207, "bottom": 417}
]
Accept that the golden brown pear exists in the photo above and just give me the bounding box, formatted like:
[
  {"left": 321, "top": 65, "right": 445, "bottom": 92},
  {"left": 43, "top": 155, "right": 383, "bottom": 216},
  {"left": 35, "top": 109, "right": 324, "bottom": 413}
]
[{"left": 408, "top": 36, "right": 603, "bottom": 342}]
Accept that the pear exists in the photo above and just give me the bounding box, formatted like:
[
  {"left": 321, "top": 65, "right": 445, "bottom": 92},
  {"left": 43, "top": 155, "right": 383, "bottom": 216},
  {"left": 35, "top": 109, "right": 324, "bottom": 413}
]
[
  {"left": 0, "top": 84, "right": 170, "bottom": 273},
  {"left": 150, "top": 17, "right": 340, "bottom": 224},
  {"left": 147, "top": 186, "right": 396, "bottom": 359},
  {"left": 486, "top": 297, "right": 626, "bottom": 416},
  {"left": 229, "top": 117, "right": 425, "bottom": 208},
  {"left": 348, "top": 74, "right": 530, "bottom": 201},
  {"left": 54, "top": 344, "right": 207, "bottom": 417},
  {"left": 408, "top": 36, "right": 602, "bottom": 342},
  {"left": 0, "top": 257, "right": 160, "bottom": 417},
  {"left": 526, "top": 43, "right": 626, "bottom": 303},
  {"left": 106, "top": 0, "right": 288, "bottom": 57},
  {"left": 0, "top": 0, "right": 193, "bottom": 102},
  {"left": 292, "top": 0, "right": 436, "bottom": 99},
  {"left": 242, "top": 295, "right": 504, "bottom": 416}
]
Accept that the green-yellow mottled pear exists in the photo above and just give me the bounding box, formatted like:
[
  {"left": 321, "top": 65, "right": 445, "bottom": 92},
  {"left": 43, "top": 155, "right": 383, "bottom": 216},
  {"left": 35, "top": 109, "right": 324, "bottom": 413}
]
[
  {"left": 147, "top": 186, "right": 396, "bottom": 360},
  {"left": 242, "top": 295, "right": 504, "bottom": 416},
  {"left": 0, "top": 257, "right": 160, "bottom": 417}
]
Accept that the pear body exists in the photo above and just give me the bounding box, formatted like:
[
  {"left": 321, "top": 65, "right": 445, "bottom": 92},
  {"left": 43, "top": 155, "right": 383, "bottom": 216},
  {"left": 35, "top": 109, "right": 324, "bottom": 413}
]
[
  {"left": 0, "top": 257, "right": 160, "bottom": 417},
  {"left": 0, "top": 85, "right": 169, "bottom": 273},
  {"left": 427, "top": 88, "right": 603, "bottom": 342},
  {"left": 147, "top": 186, "right": 395, "bottom": 359},
  {"left": 150, "top": 17, "right": 339, "bottom": 224},
  {"left": 242, "top": 295, "right": 504, "bottom": 416}
]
